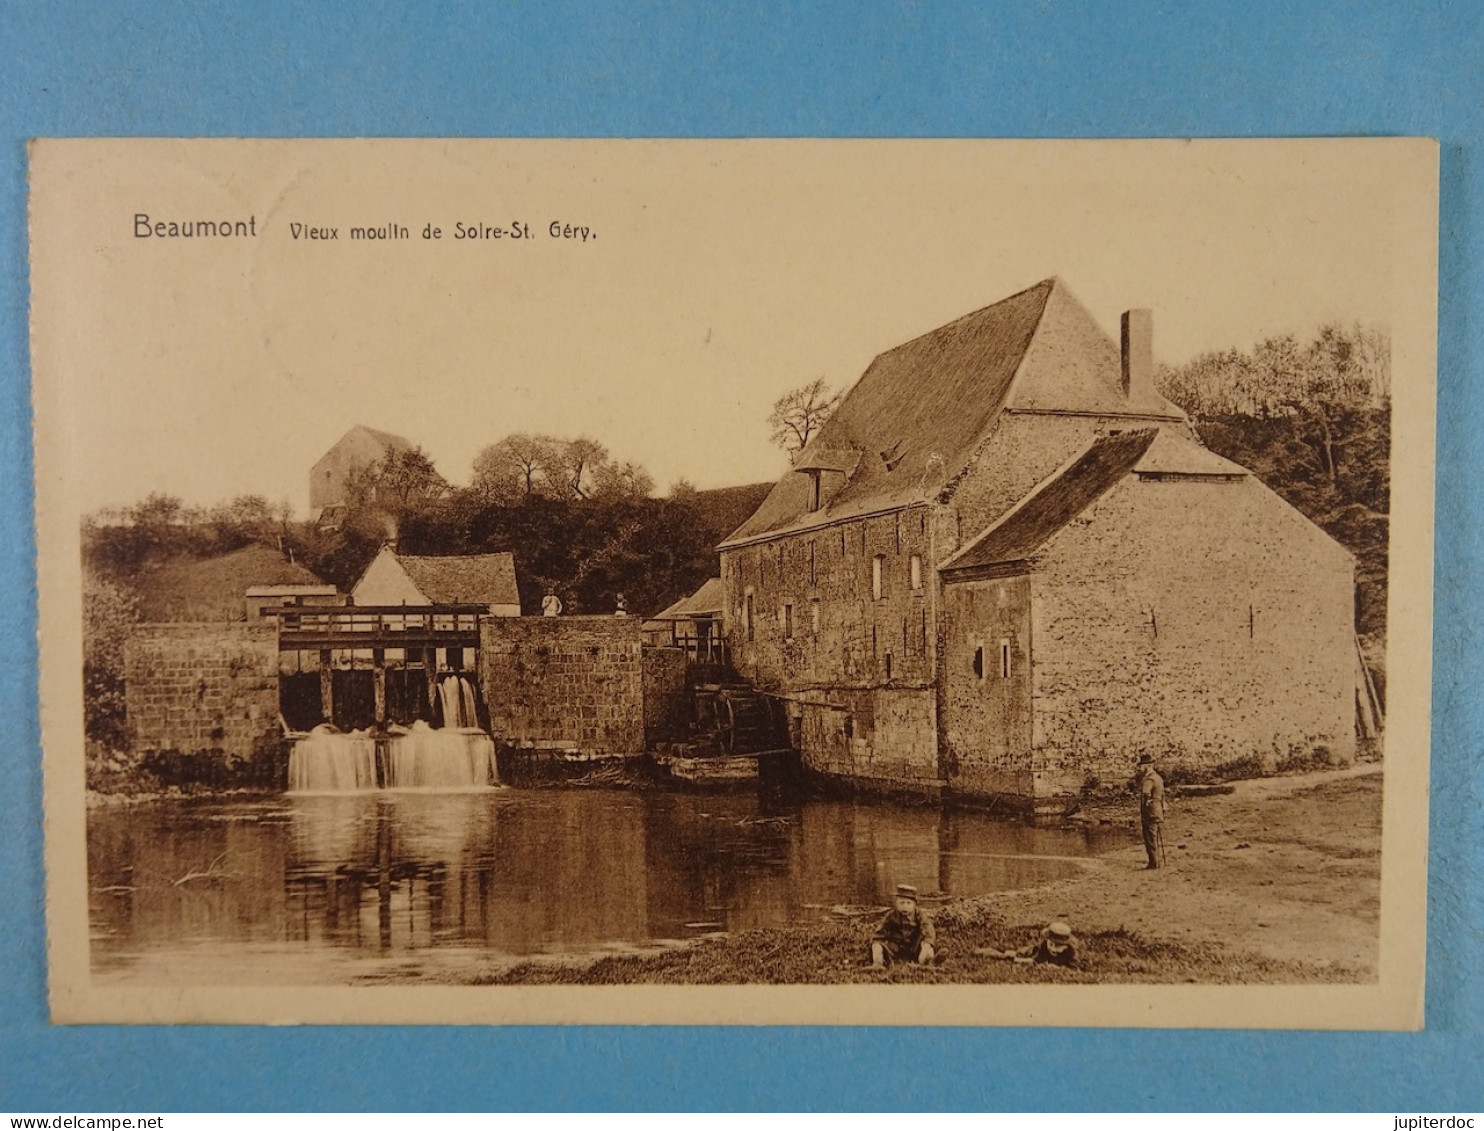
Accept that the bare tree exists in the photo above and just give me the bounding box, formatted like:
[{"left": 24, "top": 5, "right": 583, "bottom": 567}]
[{"left": 768, "top": 378, "right": 841, "bottom": 458}]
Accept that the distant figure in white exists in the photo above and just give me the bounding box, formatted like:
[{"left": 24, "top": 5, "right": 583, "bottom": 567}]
[
  {"left": 614, "top": 593, "right": 628, "bottom": 617},
  {"left": 541, "top": 588, "right": 563, "bottom": 617}
]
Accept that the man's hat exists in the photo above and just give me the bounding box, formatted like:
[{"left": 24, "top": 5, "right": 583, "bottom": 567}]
[
  {"left": 1136, "top": 754, "right": 1154, "bottom": 765},
  {"left": 1044, "top": 921, "right": 1074, "bottom": 940},
  {"left": 895, "top": 883, "right": 918, "bottom": 899}
]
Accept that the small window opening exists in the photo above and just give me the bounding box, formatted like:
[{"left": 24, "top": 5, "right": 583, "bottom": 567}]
[
  {"left": 809, "top": 540, "right": 817, "bottom": 586},
  {"left": 784, "top": 603, "right": 794, "bottom": 640},
  {"left": 872, "top": 555, "right": 885, "bottom": 600},
  {"left": 973, "top": 646, "right": 984, "bottom": 679},
  {"left": 745, "top": 593, "right": 755, "bottom": 642},
  {"left": 810, "top": 599, "right": 821, "bottom": 637},
  {"left": 884, "top": 652, "right": 893, "bottom": 681},
  {"left": 1000, "top": 638, "right": 1011, "bottom": 679},
  {"left": 807, "top": 470, "right": 822, "bottom": 513},
  {"left": 910, "top": 554, "right": 922, "bottom": 591},
  {"left": 844, "top": 715, "right": 854, "bottom": 740}
]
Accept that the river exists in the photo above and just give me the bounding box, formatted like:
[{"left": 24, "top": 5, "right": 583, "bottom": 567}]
[{"left": 88, "top": 787, "right": 1129, "bottom": 985}]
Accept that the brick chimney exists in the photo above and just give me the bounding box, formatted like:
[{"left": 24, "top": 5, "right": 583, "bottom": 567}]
[{"left": 1121, "top": 309, "right": 1154, "bottom": 402}]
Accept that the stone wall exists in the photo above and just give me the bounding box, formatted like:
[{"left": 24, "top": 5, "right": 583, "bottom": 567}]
[
  {"left": 124, "top": 623, "right": 280, "bottom": 760},
  {"left": 479, "top": 617, "right": 647, "bottom": 755},
  {"left": 641, "top": 645, "right": 690, "bottom": 745},
  {"left": 938, "top": 574, "right": 1036, "bottom": 799},
  {"left": 722, "top": 503, "right": 942, "bottom": 787},
  {"left": 723, "top": 504, "right": 937, "bottom": 695},
  {"left": 1028, "top": 474, "right": 1356, "bottom": 794},
  {"left": 797, "top": 688, "right": 939, "bottom": 791}
]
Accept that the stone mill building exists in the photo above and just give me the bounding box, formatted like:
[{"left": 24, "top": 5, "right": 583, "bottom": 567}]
[{"left": 718, "top": 278, "right": 1358, "bottom": 809}]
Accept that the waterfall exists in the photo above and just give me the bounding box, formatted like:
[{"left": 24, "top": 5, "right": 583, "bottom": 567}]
[
  {"left": 459, "top": 677, "right": 479, "bottom": 730},
  {"left": 438, "top": 674, "right": 480, "bottom": 729},
  {"left": 288, "top": 725, "right": 378, "bottom": 793},
  {"left": 384, "top": 719, "right": 498, "bottom": 789},
  {"left": 288, "top": 676, "right": 498, "bottom": 793}
]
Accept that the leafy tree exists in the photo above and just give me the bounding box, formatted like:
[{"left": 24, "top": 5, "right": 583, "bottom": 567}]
[
  {"left": 345, "top": 446, "right": 446, "bottom": 511},
  {"left": 591, "top": 459, "right": 654, "bottom": 501},
  {"left": 559, "top": 436, "right": 610, "bottom": 499},
  {"left": 768, "top": 378, "right": 841, "bottom": 457},
  {"left": 472, "top": 433, "right": 563, "bottom": 502},
  {"left": 82, "top": 573, "right": 139, "bottom": 747}
]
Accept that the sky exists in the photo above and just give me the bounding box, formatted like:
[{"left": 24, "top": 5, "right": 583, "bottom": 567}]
[{"left": 29, "top": 139, "right": 1415, "bottom": 519}]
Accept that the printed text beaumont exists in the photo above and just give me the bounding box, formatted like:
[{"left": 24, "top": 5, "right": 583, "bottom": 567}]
[{"left": 134, "top": 213, "right": 256, "bottom": 238}]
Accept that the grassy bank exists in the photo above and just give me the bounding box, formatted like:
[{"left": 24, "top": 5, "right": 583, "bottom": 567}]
[{"left": 468, "top": 766, "right": 1382, "bottom": 986}]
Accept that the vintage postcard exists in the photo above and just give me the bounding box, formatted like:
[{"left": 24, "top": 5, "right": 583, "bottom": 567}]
[{"left": 30, "top": 138, "right": 1436, "bottom": 1026}]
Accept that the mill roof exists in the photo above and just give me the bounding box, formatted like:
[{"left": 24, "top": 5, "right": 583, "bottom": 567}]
[
  {"left": 941, "top": 429, "right": 1161, "bottom": 572},
  {"left": 720, "top": 278, "right": 1185, "bottom": 548},
  {"left": 395, "top": 551, "right": 519, "bottom": 607}
]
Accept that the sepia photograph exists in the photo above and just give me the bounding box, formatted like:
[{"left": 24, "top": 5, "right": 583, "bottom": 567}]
[{"left": 29, "top": 138, "right": 1437, "bottom": 1026}]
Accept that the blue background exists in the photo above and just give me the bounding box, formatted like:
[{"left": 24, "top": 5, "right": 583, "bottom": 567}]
[{"left": 1, "top": 1, "right": 1480, "bottom": 1112}]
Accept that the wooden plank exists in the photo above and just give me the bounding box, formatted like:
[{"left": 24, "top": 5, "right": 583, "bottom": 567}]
[{"left": 278, "top": 631, "right": 480, "bottom": 650}]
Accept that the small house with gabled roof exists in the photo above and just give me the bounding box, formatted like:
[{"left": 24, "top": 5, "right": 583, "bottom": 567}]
[
  {"left": 719, "top": 278, "right": 1357, "bottom": 809},
  {"left": 642, "top": 578, "right": 726, "bottom": 660},
  {"left": 352, "top": 547, "right": 521, "bottom": 616}
]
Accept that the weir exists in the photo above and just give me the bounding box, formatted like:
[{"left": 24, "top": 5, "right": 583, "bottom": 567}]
[
  {"left": 275, "top": 607, "right": 499, "bottom": 793},
  {"left": 287, "top": 714, "right": 499, "bottom": 793}
]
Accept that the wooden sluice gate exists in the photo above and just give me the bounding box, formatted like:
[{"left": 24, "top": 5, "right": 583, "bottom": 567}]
[{"left": 266, "top": 604, "right": 487, "bottom": 730}]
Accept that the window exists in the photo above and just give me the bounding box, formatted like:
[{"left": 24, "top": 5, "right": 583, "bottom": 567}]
[
  {"left": 784, "top": 603, "right": 794, "bottom": 640},
  {"left": 1000, "top": 638, "right": 1011, "bottom": 679},
  {"left": 745, "top": 593, "right": 755, "bottom": 641},
  {"left": 810, "top": 598, "right": 821, "bottom": 637},
  {"left": 909, "top": 554, "right": 922, "bottom": 591},
  {"left": 872, "top": 555, "right": 885, "bottom": 600},
  {"left": 809, "top": 540, "right": 816, "bottom": 586},
  {"left": 973, "top": 645, "right": 985, "bottom": 679},
  {"left": 807, "top": 471, "right": 822, "bottom": 512},
  {"left": 884, "top": 652, "right": 893, "bottom": 681}
]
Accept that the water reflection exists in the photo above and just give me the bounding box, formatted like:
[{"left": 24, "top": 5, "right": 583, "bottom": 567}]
[{"left": 88, "top": 789, "right": 1128, "bottom": 982}]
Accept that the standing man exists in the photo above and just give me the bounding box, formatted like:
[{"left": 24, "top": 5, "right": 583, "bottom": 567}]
[
  {"left": 541, "top": 588, "right": 563, "bottom": 617},
  {"left": 1135, "top": 754, "right": 1165, "bottom": 869}
]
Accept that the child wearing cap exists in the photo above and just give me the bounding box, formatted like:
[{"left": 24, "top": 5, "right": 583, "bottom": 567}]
[
  {"left": 870, "top": 883, "right": 937, "bottom": 967},
  {"left": 978, "top": 921, "right": 1080, "bottom": 967}
]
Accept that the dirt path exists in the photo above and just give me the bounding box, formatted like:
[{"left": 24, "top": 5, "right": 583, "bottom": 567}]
[{"left": 991, "top": 764, "right": 1382, "bottom": 976}]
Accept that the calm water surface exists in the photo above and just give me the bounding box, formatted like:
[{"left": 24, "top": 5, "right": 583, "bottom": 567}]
[{"left": 89, "top": 787, "right": 1129, "bottom": 984}]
